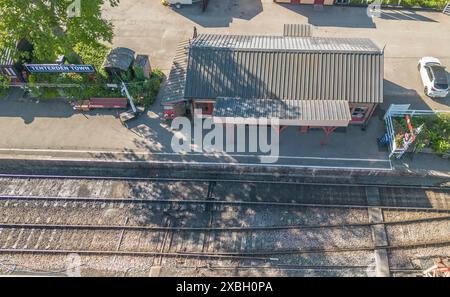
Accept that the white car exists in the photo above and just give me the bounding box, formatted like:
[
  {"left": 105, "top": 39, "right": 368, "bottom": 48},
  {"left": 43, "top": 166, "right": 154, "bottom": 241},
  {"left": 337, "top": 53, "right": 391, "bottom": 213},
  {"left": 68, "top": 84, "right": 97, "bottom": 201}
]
[{"left": 417, "top": 57, "right": 449, "bottom": 98}]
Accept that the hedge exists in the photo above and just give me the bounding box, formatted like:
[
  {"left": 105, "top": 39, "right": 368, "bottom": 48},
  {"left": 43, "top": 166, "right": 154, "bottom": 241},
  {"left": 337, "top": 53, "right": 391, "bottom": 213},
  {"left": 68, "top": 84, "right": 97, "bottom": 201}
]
[
  {"left": 24, "top": 42, "right": 165, "bottom": 108},
  {"left": 27, "top": 69, "right": 165, "bottom": 108},
  {"left": 348, "top": 0, "right": 448, "bottom": 9},
  {"left": 0, "top": 75, "right": 10, "bottom": 98}
]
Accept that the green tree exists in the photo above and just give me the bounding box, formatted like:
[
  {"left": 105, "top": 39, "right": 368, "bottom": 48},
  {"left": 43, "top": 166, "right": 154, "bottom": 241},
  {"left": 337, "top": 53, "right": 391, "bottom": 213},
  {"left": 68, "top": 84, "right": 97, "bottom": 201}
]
[
  {"left": 0, "top": 0, "right": 119, "bottom": 62},
  {"left": 0, "top": 74, "right": 10, "bottom": 97}
]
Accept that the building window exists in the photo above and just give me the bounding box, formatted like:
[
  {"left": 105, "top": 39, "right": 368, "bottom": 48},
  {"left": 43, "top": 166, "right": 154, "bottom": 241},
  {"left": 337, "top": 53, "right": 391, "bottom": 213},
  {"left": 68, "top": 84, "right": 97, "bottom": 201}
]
[
  {"left": 194, "top": 102, "right": 214, "bottom": 115},
  {"left": 350, "top": 105, "right": 373, "bottom": 123},
  {"left": 352, "top": 107, "right": 368, "bottom": 120}
]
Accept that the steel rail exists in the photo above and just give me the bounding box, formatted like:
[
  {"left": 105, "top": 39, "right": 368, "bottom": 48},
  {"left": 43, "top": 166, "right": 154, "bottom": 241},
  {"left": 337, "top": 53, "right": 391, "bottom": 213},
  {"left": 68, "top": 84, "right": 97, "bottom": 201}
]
[
  {"left": 1, "top": 215, "right": 449, "bottom": 231},
  {"left": 0, "top": 239, "right": 449, "bottom": 258},
  {"left": 170, "top": 265, "right": 423, "bottom": 273},
  {"left": 0, "top": 173, "right": 448, "bottom": 190},
  {"left": 0, "top": 194, "right": 449, "bottom": 212}
]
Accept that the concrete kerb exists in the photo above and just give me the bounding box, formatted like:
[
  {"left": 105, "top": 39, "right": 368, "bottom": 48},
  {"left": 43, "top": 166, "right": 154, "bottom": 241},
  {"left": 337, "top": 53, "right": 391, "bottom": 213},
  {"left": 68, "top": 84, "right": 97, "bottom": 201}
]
[{"left": 0, "top": 158, "right": 447, "bottom": 186}]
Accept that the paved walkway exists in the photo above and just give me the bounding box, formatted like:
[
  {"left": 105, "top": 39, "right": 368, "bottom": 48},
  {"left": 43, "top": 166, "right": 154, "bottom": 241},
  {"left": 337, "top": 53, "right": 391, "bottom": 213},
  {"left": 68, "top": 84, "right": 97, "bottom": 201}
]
[
  {"left": 0, "top": 95, "right": 392, "bottom": 170},
  {"left": 0, "top": 95, "right": 448, "bottom": 175}
]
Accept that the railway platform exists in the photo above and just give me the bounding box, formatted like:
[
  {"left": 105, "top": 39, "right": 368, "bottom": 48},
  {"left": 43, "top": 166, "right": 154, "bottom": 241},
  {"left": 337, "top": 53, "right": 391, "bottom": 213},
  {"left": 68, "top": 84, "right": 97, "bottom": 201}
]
[{"left": 0, "top": 96, "right": 448, "bottom": 178}]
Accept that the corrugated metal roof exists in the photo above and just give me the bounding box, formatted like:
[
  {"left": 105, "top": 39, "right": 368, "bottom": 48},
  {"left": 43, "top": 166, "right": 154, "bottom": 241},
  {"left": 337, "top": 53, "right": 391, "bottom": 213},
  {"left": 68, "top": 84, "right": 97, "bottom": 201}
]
[
  {"left": 0, "top": 47, "right": 14, "bottom": 66},
  {"left": 283, "top": 24, "right": 312, "bottom": 37},
  {"left": 213, "top": 97, "right": 351, "bottom": 122},
  {"left": 190, "top": 34, "right": 381, "bottom": 53},
  {"left": 185, "top": 45, "right": 384, "bottom": 103},
  {"left": 160, "top": 40, "right": 190, "bottom": 105}
]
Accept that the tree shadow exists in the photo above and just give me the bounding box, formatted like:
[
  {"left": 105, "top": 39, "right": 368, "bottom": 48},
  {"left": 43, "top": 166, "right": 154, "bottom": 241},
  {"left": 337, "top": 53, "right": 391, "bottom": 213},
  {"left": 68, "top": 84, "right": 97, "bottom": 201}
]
[
  {"left": 0, "top": 97, "right": 95, "bottom": 124},
  {"left": 382, "top": 79, "right": 450, "bottom": 112},
  {"left": 379, "top": 9, "right": 439, "bottom": 22},
  {"left": 278, "top": 4, "right": 377, "bottom": 28},
  {"left": 170, "top": 0, "right": 263, "bottom": 28},
  {"left": 277, "top": 5, "right": 439, "bottom": 28},
  {"left": 120, "top": 179, "right": 444, "bottom": 275}
]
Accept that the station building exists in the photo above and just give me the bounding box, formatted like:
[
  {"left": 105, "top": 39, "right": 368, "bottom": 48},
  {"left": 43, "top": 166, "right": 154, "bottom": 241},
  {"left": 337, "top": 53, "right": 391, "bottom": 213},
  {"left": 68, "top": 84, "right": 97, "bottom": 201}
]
[{"left": 161, "top": 31, "right": 384, "bottom": 140}]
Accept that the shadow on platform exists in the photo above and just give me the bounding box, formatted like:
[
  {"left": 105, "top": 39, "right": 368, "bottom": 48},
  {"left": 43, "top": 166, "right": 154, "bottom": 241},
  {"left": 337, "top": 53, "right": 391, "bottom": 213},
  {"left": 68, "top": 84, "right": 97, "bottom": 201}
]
[{"left": 170, "top": 0, "right": 263, "bottom": 28}]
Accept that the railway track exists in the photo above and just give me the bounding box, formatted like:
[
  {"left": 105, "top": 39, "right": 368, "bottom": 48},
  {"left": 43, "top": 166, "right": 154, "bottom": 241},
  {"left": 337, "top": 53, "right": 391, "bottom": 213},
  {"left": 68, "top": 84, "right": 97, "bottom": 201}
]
[
  {"left": 1, "top": 215, "right": 450, "bottom": 230},
  {"left": 0, "top": 257, "right": 423, "bottom": 276},
  {"left": 0, "top": 193, "right": 449, "bottom": 212},
  {"left": 0, "top": 175, "right": 448, "bottom": 210},
  {"left": 0, "top": 175, "right": 448, "bottom": 276},
  {"left": 0, "top": 209, "right": 448, "bottom": 258},
  {"left": 0, "top": 238, "right": 449, "bottom": 258},
  {"left": 0, "top": 173, "right": 448, "bottom": 189}
]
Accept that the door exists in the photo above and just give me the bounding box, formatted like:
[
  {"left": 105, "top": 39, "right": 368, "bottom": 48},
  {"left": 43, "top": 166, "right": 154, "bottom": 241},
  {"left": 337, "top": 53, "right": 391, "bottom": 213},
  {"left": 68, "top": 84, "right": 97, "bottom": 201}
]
[
  {"left": 314, "top": 0, "right": 324, "bottom": 4},
  {"left": 291, "top": 0, "right": 300, "bottom": 4}
]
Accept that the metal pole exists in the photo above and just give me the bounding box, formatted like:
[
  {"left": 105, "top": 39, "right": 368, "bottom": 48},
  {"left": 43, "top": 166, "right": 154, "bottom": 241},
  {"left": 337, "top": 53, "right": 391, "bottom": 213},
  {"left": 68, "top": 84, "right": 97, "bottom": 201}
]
[{"left": 121, "top": 82, "right": 137, "bottom": 114}]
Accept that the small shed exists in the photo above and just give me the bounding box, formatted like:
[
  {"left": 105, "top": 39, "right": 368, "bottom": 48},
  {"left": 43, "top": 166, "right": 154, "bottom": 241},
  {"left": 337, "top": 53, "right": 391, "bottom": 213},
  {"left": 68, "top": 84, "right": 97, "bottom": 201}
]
[
  {"left": 102, "top": 47, "right": 135, "bottom": 77},
  {"left": 133, "top": 55, "right": 151, "bottom": 79}
]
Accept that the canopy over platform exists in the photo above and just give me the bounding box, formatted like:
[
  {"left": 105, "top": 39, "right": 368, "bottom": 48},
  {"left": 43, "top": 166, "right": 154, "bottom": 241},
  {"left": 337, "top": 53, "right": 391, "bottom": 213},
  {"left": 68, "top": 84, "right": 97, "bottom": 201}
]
[
  {"left": 102, "top": 47, "right": 135, "bottom": 73},
  {"left": 160, "top": 40, "right": 189, "bottom": 105},
  {"left": 212, "top": 97, "right": 351, "bottom": 126}
]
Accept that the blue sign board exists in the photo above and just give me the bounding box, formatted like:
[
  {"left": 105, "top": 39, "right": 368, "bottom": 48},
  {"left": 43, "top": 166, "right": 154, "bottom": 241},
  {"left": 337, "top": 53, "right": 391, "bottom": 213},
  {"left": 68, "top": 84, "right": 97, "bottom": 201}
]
[{"left": 25, "top": 64, "right": 96, "bottom": 73}]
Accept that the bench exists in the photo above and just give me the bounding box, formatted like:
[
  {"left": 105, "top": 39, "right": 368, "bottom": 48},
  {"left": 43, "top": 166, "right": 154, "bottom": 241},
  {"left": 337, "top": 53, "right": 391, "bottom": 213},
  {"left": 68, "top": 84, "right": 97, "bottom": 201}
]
[{"left": 89, "top": 97, "right": 128, "bottom": 109}]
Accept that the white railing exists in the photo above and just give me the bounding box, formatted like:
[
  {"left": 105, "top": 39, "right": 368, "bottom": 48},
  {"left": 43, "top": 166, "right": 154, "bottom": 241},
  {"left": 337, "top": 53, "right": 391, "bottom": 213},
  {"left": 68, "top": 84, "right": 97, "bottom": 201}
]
[
  {"left": 120, "top": 81, "right": 137, "bottom": 114},
  {"left": 444, "top": 2, "right": 450, "bottom": 15}
]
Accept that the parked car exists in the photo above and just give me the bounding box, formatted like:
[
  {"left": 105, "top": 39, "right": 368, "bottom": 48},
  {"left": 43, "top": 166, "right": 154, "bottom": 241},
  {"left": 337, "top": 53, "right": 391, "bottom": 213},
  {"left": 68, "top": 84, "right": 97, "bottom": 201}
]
[{"left": 417, "top": 57, "right": 449, "bottom": 98}]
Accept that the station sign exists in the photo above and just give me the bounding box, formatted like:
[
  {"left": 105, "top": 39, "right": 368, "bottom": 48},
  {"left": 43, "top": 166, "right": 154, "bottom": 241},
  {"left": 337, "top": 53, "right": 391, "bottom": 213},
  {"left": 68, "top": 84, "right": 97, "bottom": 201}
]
[{"left": 25, "top": 64, "right": 96, "bottom": 74}]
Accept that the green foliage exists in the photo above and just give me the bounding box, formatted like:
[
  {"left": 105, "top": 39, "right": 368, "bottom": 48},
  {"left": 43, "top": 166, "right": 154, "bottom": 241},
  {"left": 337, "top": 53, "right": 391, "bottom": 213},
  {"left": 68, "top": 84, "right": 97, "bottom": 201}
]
[
  {"left": 73, "top": 43, "right": 110, "bottom": 79},
  {"left": 25, "top": 42, "right": 117, "bottom": 100},
  {"left": 348, "top": 0, "right": 448, "bottom": 9},
  {"left": 134, "top": 68, "right": 146, "bottom": 81},
  {"left": 0, "top": 74, "right": 10, "bottom": 97},
  {"left": 24, "top": 67, "right": 165, "bottom": 108},
  {"left": 0, "top": 74, "right": 10, "bottom": 89},
  {"left": 128, "top": 69, "right": 165, "bottom": 108},
  {"left": 0, "top": 0, "right": 119, "bottom": 62},
  {"left": 393, "top": 114, "right": 450, "bottom": 155},
  {"left": 0, "top": 1, "right": 166, "bottom": 108},
  {"left": 66, "top": 52, "right": 83, "bottom": 65}
]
